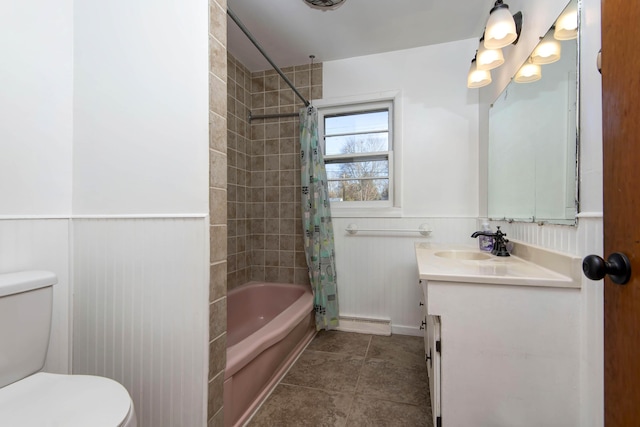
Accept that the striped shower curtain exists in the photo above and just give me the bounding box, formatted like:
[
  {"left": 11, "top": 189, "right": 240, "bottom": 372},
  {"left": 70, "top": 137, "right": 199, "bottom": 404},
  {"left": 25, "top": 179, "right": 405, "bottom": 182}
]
[{"left": 300, "top": 106, "right": 339, "bottom": 331}]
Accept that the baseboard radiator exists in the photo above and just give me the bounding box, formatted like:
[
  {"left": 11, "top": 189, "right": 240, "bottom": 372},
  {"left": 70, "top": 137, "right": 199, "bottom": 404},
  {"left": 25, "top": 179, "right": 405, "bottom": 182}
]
[{"left": 336, "top": 316, "right": 391, "bottom": 336}]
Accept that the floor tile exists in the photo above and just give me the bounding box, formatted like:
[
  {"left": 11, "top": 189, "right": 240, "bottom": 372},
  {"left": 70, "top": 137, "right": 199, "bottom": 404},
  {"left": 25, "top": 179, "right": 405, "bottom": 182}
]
[
  {"left": 366, "top": 334, "right": 425, "bottom": 369},
  {"left": 306, "top": 330, "right": 372, "bottom": 357},
  {"left": 346, "top": 396, "right": 433, "bottom": 427},
  {"left": 282, "top": 350, "right": 364, "bottom": 393},
  {"left": 356, "top": 358, "right": 430, "bottom": 406},
  {"left": 248, "top": 332, "right": 433, "bottom": 425},
  {"left": 247, "top": 384, "right": 353, "bottom": 427}
]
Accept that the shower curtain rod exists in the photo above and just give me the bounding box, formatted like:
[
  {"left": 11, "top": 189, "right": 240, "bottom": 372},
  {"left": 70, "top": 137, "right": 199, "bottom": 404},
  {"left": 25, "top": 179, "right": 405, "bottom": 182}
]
[
  {"left": 227, "top": 7, "right": 311, "bottom": 111},
  {"left": 248, "top": 111, "right": 300, "bottom": 121}
]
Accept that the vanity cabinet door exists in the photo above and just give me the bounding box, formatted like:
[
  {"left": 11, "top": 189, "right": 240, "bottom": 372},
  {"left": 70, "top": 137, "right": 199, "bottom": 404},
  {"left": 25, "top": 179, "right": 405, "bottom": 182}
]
[
  {"left": 419, "top": 280, "right": 429, "bottom": 358},
  {"left": 420, "top": 279, "right": 441, "bottom": 426},
  {"left": 428, "top": 315, "right": 441, "bottom": 427}
]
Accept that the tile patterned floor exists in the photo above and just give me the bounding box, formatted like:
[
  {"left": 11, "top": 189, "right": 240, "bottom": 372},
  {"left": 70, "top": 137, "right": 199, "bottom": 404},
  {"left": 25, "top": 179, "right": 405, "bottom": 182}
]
[{"left": 247, "top": 331, "right": 434, "bottom": 427}]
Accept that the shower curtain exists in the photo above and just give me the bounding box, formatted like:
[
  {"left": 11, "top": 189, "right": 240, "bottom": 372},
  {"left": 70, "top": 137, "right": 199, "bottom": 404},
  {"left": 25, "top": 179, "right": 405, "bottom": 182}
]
[{"left": 300, "top": 106, "right": 339, "bottom": 331}]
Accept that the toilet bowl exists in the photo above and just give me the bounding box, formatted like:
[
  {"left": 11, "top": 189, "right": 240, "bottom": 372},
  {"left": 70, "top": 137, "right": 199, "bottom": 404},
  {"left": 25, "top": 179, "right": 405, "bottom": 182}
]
[
  {"left": 0, "top": 373, "right": 136, "bottom": 427},
  {"left": 0, "top": 271, "right": 137, "bottom": 427}
]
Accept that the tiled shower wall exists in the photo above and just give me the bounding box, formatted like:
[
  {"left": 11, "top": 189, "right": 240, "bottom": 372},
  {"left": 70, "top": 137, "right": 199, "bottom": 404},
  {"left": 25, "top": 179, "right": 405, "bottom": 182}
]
[
  {"left": 226, "top": 54, "right": 251, "bottom": 289},
  {"left": 209, "top": 0, "right": 227, "bottom": 425},
  {"left": 227, "top": 58, "right": 322, "bottom": 289}
]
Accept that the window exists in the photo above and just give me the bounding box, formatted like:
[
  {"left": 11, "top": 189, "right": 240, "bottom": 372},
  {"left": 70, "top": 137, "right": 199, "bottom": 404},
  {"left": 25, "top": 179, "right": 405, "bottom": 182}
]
[{"left": 318, "top": 100, "right": 394, "bottom": 206}]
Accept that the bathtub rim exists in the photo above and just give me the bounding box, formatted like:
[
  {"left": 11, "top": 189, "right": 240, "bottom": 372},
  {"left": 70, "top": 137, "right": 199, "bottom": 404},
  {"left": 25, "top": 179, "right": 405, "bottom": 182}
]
[{"left": 225, "top": 281, "right": 314, "bottom": 380}]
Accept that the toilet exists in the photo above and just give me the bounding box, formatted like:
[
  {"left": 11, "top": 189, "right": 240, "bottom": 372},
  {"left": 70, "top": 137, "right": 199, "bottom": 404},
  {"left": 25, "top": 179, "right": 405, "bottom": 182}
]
[{"left": 0, "top": 270, "right": 137, "bottom": 427}]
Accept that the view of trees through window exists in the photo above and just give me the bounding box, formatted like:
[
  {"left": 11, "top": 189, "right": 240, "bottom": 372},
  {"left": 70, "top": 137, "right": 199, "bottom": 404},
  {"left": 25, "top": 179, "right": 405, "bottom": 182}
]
[{"left": 322, "top": 108, "right": 391, "bottom": 202}]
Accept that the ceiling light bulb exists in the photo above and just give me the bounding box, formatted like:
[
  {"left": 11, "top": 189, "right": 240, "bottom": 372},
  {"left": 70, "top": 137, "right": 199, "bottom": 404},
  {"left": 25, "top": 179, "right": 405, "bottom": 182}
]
[
  {"left": 477, "top": 38, "right": 505, "bottom": 71},
  {"left": 514, "top": 61, "right": 542, "bottom": 83},
  {"left": 485, "top": 1, "right": 518, "bottom": 49},
  {"left": 554, "top": 3, "right": 578, "bottom": 40},
  {"left": 531, "top": 31, "right": 561, "bottom": 64},
  {"left": 467, "top": 59, "right": 492, "bottom": 88}
]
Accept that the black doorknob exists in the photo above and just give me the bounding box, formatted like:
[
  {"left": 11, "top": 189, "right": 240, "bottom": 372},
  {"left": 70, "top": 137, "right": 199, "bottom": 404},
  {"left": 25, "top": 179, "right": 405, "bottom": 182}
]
[{"left": 582, "top": 252, "right": 632, "bottom": 285}]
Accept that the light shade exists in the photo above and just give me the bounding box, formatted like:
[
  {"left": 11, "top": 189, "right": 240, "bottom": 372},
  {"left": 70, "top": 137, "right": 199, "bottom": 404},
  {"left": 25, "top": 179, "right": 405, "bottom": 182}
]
[
  {"left": 554, "top": 3, "right": 578, "bottom": 40},
  {"left": 477, "top": 38, "right": 505, "bottom": 70},
  {"left": 467, "top": 59, "right": 492, "bottom": 88},
  {"left": 485, "top": 1, "right": 518, "bottom": 49},
  {"left": 531, "top": 31, "right": 561, "bottom": 64},
  {"left": 303, "top": 0, "right": 346, "bottom": 10},
  {"left": 514, "top": 61, "right": 542, "bottom": 83}
]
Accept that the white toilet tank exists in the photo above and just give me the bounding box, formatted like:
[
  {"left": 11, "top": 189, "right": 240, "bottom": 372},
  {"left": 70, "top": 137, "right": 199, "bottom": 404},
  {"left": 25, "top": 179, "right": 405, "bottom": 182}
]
[{"left": 0, "top": 271, "right": 57, "bottom": 388}]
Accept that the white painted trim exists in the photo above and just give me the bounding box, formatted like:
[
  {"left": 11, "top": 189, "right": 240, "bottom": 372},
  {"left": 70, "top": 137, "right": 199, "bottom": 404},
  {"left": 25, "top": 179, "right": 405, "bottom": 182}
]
[
  {"left": 391, "top": 324, "right": 422, "bottom": 337},
  {"left": 336, "top": 316, "right": 391, "bottom": 336},
  {"left": 314, "top": 90, "right": 404, "bottom": 211},
  {"left": 0, "top": 214, "right": 208, "bottom": 220},
  {"left": 0, "top": 216, "right": 72, "bottom": 220},
  {"left": 67, "top": 219, "right": 74, "bottom": 372},
  {"left": 313, "top": 90, "right": 401, "bottom": 109},
  {"left": 72, "top": 214, "right": 208, "bottom": 219},
  {"left": 200, "top": 219, "right": 211, "bottom": 426},
  {"left": 576, "top": 212, "right": 603, "bottom": 219}
]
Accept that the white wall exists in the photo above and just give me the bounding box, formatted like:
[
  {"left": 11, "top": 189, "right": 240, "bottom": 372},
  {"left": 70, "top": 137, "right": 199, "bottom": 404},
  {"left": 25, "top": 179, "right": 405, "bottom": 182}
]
[
  {"left": 0, "top": 0, "right": 74, "bottom": 374},
  {"left": 73, "top": 0, "right": 209, "bottom": 215},
  {"left": 324, "top": 39, "right": 480, "bottom": 217},
  {"left": 72, "top": 1, "right": 210, "bottom": 426},
  {"left": 324, "top": 2, "right": 604, "bottom": 424},
  {"left": 478, "top": 0, "right": 604, "bottom": 425},
  {"left": 322, "top": 40, "right": 481, "bottom": 334},
  {"left": 1, "top": 1, "right": 211, "bottom": 426},
  {"left": 0, "top": 1, "right": 73, "bottom": 216}
]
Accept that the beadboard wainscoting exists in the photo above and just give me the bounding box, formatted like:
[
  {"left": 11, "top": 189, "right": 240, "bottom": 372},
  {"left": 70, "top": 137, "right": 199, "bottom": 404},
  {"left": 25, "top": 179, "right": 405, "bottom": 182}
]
[
  {"left": 0, "top": 219, "right": 72, "bottom": 375},
  {"left": 332, "top": 217, "right": 477, "bottom": 335},
  {"left": 73, "top": 217, "right": 209, "bottom": 427}
]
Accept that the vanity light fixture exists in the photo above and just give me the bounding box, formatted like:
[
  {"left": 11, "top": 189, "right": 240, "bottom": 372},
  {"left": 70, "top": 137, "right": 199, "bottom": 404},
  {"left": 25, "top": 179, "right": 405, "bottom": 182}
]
[
  {"left": 531, "top": 29, "right": 561, "bottom": 64},
  {"left": 477, "top": 36, "right": 505, "bottom": 71},
  {"left": 554, "top": 2, "right": 578, "bottom": 40},
  {"left": 484, "top": 1, "right": 523, "bottom": 49},
  {"left": 514, "top": 59, "right": 542, "bottom": 83},
  {"left": 467, "top": 57, "right": 492, "bottom": 88}
]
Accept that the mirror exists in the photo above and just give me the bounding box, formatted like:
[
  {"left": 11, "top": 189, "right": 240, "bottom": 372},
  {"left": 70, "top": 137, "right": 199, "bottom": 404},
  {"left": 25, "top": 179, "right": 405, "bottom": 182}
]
[{"left": 488, "top": 0, "right": 579, "bottom": 225}]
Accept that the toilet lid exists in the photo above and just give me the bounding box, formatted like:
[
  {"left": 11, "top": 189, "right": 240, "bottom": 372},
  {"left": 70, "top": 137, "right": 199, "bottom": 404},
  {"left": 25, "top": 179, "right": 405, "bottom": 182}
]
[{"left": 0, "top": 372, "right": 133, "bottom": 427}]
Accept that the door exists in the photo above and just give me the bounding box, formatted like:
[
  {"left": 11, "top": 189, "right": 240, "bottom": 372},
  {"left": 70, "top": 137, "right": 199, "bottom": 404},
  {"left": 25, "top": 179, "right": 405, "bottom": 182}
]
[{"left": 601, "top": 1, "right": 640, "bottom": 424}]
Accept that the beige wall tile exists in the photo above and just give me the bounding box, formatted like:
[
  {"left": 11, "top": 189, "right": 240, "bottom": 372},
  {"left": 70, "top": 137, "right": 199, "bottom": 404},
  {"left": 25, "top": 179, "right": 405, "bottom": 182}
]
[
  {"left": 207, "top": 372, "right": 224, "bottom": 422},
  {"left": 210, "top": 225, "right": 227, "bottom": 263},
  {"left": 209, "top": 150, "right": 227, "bottom": 189},
  {"left": 209, "top": 298, "right": 227, "bottom": 339},
  {"left": 210, "top": 262, "right": 227, "bottom": 302}
]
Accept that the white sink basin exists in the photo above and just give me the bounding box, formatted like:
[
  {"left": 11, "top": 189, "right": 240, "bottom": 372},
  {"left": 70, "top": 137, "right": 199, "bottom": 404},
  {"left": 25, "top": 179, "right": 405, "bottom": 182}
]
[{"left": 434, "top": 250, "right": 492, "bottom": 261}]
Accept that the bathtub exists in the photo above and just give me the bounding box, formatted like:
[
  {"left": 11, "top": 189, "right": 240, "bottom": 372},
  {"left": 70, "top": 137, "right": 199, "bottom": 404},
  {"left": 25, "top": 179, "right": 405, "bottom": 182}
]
[{"left": 224, "top": 282, "right": 315, "bottom": 427}]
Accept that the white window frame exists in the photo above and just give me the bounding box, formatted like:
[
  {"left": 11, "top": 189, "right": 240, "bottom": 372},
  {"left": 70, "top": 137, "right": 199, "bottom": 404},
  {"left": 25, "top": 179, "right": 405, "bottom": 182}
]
[{"left": 315, "top": 91, "right": 402, "bottom": 216}]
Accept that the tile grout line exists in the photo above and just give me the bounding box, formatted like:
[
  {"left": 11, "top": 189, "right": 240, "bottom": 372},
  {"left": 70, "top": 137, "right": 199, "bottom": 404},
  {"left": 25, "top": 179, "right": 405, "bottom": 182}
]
[{"left": 343, "top": 335, "right": 373, "bottom": 426}]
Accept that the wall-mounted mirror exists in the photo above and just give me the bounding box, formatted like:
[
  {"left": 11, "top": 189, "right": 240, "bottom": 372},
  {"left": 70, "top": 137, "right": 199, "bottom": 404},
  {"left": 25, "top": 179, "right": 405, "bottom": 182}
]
[{"left": 488, "top": 0, "right": 579, "bottom": 225}]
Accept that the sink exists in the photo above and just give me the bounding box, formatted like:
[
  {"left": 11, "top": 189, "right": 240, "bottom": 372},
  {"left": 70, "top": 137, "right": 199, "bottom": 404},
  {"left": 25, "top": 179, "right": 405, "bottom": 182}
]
[{"left": 434, "top": 250, "right": 493, "bottom": 261}]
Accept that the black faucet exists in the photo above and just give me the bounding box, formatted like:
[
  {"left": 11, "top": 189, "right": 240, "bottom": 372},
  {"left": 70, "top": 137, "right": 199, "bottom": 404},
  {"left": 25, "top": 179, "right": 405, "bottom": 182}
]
[{"left": 471, "top": 226, "right": 510, "bottom": 257}]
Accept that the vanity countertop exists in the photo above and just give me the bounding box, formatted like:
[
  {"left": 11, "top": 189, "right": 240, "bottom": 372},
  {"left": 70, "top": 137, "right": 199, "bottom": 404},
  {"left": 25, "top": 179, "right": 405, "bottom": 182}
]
[{"left": 415, "top": 242, "right": 582, "bottom": 288}]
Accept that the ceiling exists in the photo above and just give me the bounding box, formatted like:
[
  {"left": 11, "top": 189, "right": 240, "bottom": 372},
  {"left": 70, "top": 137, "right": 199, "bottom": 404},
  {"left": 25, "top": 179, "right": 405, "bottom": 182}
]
[{"left": 227, "top": 0, "right": 497, "bottom": 72}]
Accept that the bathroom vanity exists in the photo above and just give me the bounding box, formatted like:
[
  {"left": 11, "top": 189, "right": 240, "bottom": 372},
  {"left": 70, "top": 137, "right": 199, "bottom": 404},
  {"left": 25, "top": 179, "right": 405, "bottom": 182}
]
[{"left": 415, "top": 242, "right": 582, "bottom": 427}]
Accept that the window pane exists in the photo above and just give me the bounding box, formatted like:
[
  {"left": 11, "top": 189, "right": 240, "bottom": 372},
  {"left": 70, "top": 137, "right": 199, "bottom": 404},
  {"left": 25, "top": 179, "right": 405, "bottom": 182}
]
[
  {"left": 328, "top": 179, "right": 389, "bottom": 202},
  {"left": 325, "top": 133, "right": 389, "bottom": 156},
  {"left": 325, "top": 110, "right": 389, "bottom": 136},
  {"left": 326, "top": 160, "right": 389, "bottom": 180}
]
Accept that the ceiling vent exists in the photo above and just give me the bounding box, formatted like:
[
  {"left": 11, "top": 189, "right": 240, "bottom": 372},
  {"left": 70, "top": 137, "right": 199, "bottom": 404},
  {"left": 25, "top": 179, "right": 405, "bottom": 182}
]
[{"left": 303, "top": 0, "right": 346, "bottom": 10}]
